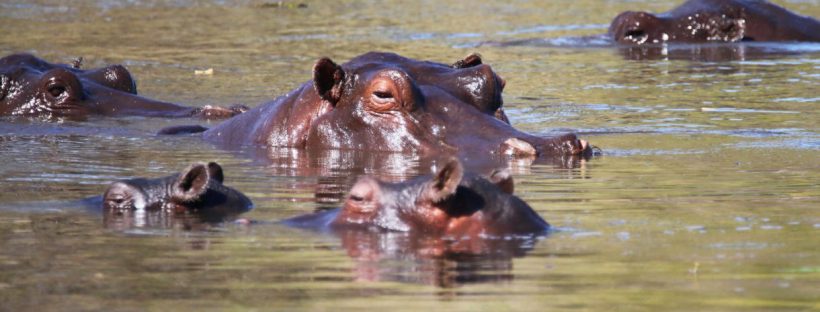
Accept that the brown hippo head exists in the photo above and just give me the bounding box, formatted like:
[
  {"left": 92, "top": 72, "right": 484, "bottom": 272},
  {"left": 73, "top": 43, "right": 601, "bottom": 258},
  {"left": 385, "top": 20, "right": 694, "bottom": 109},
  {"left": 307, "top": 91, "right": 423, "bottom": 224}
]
[
  {"left": 285, "top": 158, "right": 549, "bottom": 238},
  {"left": 203, "top": 52, "right": 589, "bottom": 160},
  {"left": 307, "top": 52, "right": 589, "bottom": 157},
  {"left": 0, "top": 53, "right": 246, "bottom": 120},
  {"left": 609, "top": 0, "right": 820, "bottom": 45}
]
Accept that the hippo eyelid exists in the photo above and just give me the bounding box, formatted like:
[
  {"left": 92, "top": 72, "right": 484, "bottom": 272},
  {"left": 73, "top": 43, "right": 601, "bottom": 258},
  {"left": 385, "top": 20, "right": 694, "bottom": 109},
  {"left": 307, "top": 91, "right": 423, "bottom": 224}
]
[{"left": 372, "top": 90, "right": 393, "bottom": 99}]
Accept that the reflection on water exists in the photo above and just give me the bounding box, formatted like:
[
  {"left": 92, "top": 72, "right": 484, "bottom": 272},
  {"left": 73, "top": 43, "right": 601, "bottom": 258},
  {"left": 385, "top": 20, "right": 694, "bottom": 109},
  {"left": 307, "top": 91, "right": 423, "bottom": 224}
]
[
  {"left": 286, "top": 226, "right": 540, "bottom": 288},
  {"left": 616, "top": 42, "right": 820, "bottom": 62},
  {"left": 0, "top": 0, "right": 819, "bottom": 310}
]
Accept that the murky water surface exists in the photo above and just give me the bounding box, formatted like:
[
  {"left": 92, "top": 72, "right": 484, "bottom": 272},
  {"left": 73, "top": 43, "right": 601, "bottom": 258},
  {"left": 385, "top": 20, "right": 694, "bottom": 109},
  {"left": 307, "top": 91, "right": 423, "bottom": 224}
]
[{"left": 1, "top": 0, "right": 818, "bottom": 310}]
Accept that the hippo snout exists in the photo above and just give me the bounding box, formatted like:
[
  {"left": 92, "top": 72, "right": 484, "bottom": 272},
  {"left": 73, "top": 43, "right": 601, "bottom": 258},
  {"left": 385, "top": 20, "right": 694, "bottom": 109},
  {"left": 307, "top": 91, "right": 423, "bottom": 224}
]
[{"left": 503, "top": 134, "right": 590, "bottom": 158}]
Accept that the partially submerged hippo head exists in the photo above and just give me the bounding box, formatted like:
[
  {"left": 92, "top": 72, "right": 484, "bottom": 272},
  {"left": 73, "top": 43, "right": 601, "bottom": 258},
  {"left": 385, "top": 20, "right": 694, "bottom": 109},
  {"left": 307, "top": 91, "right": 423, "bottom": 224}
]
[
  {"left": 609, "top": 0, "right": 820, "bottom": 45},
  {"left": 103, "top": 162, "right": 252, "bottom": 216},
  {"left": 203, "top": 52, "right": 590, "bottom": 160},
  {"left": 286, "top": 158, "right": 549, "bottom": 238},
  {"left": 0, "top": 53, "right": 246, "bottom": 119}
]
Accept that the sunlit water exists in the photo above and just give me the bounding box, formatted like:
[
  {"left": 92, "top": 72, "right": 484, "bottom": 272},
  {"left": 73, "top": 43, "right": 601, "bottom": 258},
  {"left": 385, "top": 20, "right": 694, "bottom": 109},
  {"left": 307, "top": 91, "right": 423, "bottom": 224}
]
[{"left": 1, "top": 0, "right": 818, "bottom": 311}]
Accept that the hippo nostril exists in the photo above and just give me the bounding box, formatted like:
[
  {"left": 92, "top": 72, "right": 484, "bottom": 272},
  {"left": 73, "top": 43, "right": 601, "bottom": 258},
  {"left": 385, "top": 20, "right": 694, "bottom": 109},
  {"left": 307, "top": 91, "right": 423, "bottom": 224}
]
[
  {"left": 622, "top": 29, "right": 650, "bottom": 44},
  {"left": 348, "top": 178, "right": 377, "bottom": 203},
  {"left": 625, "top": 30, "right": 646, "bottom": 39}
]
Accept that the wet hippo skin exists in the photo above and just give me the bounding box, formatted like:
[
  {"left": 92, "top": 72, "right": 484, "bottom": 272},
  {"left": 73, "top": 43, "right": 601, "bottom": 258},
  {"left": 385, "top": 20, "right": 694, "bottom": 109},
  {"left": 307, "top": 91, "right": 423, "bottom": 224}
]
[
  {"left": 101, "top": 162, "right": 253, "bottom": 216},
  {"left": 195, "top": 52, "right": 591, "bottom": 159},
  {"left": 610, "top": 0, "right": 820, "bottom": 44},
  {"left": 283, "top": 158, "right": 549, "bottom": 238},
  {"left": 0, "top": 53, "right": 248, "bottom": 120}
]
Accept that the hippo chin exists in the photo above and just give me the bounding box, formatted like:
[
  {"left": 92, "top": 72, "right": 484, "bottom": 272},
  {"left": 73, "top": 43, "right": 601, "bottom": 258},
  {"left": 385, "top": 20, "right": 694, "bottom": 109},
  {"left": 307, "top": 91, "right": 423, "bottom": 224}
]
[
  {"left": 197, "top": 52, "right": 590, "bottom": 160},
  {"left": 102, "top": 162, "right": 252, "bottom": 215},
  {"left": 0, "top": 53, "right": 247, "bottom": 120},
  {"left": 283, "top": 158, "right": 549, "bottom": 238},
  {"left": 610, "top": 0, "right": 820, "bottom": 45}
]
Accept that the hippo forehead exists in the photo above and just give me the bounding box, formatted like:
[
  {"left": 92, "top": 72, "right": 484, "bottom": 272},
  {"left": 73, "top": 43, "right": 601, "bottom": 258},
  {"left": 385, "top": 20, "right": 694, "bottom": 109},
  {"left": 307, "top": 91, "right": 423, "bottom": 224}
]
[
  {"left": 0, "top": 54, "right": 54, "bottom": 71},
  {"left": 338, "top": 52, "right": 504, "bottom": 112},
  {"left": 663, "top": 0, "right": 752, "bottom": 16},
  {"left": 0, "top": 54, "right": 132, "bottom": 87},
  {"left": 343, "top": 52, "right": 447, "bottom": 73},
  {"left": 342, "top": 52, "right": 498, "bottom": 90}
]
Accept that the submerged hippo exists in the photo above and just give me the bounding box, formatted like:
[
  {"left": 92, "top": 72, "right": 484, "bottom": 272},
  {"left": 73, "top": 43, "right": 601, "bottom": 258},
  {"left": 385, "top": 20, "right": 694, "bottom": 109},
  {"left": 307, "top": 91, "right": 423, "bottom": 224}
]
[
  {"left": 183, "top": 52, "right": 590, "bottom": 160},
  {"left": 284, "top": 158, "right": 549, "bottom": 238},
  {"left": 0, "top": 53, "right": 247, "bottom": 119},
  {"left": 102, "top": 162, "right": 252, "bottom": 217},
  {"left": 610, "top": 0, "right": 820, "bottom": 45}
]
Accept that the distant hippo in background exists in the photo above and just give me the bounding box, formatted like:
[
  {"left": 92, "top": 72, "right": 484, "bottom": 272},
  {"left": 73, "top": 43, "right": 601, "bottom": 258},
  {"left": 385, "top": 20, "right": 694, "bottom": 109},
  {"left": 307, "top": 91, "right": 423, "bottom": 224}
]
[
  {"left": 180, "top": 52, "right": 591, "bottom": 161},
  {"left": 284, "top": 158, "right": 549, "bottom": 238},
  {"left": 102, "top": 162, "right": 252, "bottom": 218},
  {"left": 0, "top": 53, "right": 247, "bottom": 120},
  {"left": 610, "top": 0, "right": 820, "bottom": 45}
]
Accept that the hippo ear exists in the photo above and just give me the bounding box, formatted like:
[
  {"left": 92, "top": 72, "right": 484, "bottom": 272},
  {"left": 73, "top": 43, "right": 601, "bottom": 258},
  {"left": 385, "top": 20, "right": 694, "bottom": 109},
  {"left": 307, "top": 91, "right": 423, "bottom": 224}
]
[
  {"left": 424, "top": 158, "right": 464, "bottom": 203},
  {"left": 172, "top": 163, "right": 211, "bottom": 203},
  {"left": 451, "top": 53, "right": 482, "bottom": 69},
  {"left": 488, "top": 169, "right": 514, "bottom": 194},
  {"left": 206, "top": 162, "right": 224, "bottom": 183},
  {"left": 313, "top": 57, "right": 346, "bottom": 105}
]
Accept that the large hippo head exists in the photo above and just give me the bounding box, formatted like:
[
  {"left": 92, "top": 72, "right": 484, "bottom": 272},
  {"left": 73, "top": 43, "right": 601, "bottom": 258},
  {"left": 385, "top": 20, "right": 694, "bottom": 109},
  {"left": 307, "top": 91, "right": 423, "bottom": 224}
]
[
  {"left": 307, "top": 52, "right": 589, "bottom": 157},
  {"left": 285, "top": 158, "right": 549, "bottom": 238},
  {"left": 609, "top": 0, "right": 820, "bottom": 45},
  {"left": 203, "top": 52, "right": 590, "bottom": 161},
  {"left": 102, "top": 162, "right": 253, "bottom": 216},
  {"left": 0, "top": 53, "right": 246, "bottom": 120}
]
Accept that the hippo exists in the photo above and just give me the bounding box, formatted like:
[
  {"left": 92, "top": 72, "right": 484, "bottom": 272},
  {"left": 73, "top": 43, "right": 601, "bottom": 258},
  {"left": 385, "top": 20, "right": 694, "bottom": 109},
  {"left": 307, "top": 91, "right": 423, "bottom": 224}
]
[
  {"left": 182, "top": 52, "right": 591, "bottom": 162},
  {"left": 0, "top": 53, "right": 247, "bottom": 120},
  {"left": 283, "top": 158, "right": 549, "bottom": 238},
  {"left": 101, "top": 162, "right": 253, "bottom": 219},
  {"left": 609, "top": 0, "right": 820, "bottom": 45}
]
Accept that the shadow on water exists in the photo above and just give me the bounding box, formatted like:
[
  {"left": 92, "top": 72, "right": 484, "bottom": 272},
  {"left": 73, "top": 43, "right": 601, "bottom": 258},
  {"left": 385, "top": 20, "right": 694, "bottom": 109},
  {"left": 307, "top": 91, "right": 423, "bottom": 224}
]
[
  {"left": 615, "top": 42, "right": 820, "bottom": 62},
  {"left": 481, "top": 35, "right": 820, "bottom": 62},
  {"left": 0, "top": 196, "right": 249, "bottom": 233}
]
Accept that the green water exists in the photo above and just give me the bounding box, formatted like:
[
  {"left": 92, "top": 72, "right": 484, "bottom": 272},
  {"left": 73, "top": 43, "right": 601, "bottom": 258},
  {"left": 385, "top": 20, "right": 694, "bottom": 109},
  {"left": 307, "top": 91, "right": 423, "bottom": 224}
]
[{"left": 0, "top": 0, "right": 818, "bottom": 311}]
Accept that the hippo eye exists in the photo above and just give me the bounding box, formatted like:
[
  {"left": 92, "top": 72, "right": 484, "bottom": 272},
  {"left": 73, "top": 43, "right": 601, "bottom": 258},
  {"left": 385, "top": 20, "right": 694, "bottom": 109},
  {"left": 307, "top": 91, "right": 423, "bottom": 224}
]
[
  {"left": 372, "top": 91, "right": 393, "bottom": 100},
  {"left": 108, "top": 194, "right": 125, "bottom": 203},
  {"left": 105, "top": 194, "right": 133, "bottom": 210},
  {"left": 42, "top": 69, "right": 83, "bottom": 101},
  {"left": 47, "top": 84, "right": 67, "bottom": 98},
  {"left": 349, "top": 194, "right": 365, "bottom": 202},
  {"left": 369, "top": 88, "right": 399, "bottom": 111}
]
